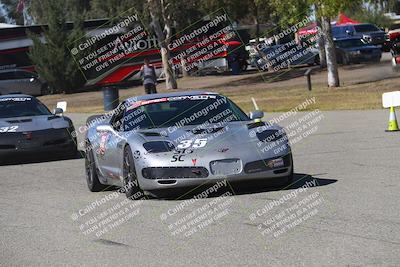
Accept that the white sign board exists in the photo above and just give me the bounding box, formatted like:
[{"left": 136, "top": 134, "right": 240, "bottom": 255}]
[
  {"left": 382, "top": 91, "right": 400, "bottom": 108},
  {"left": 56, "top": 101, "right": 67, "bottom": 112}
]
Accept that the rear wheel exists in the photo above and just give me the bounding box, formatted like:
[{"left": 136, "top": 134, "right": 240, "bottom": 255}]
[
  {"left": 123, "top": 146, "right": 143, "bottom": 199},
  {"left": 85, "top": 143, "right": 106, "bottom": 192}
]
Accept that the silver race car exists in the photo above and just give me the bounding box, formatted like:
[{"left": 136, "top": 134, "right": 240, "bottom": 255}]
[
  {"left": 0, "top": 94, "right": 77, "bottom": 163},
  {"left": 85, "top": 91, "right": 293, "bottom": 198}
]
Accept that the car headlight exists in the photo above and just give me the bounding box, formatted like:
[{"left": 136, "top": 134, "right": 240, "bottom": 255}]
[
  {"left": 349, "top": 50, "right": 361, "bottom": 56},
  {"left": 143, "top": 141, "right": 175, "bottom": 153},
  {"left": 363, "top": 35, "right": 372, "bottom": 42}
]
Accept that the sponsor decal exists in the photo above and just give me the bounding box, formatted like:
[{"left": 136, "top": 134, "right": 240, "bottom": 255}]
[
  {"left": 192, "top": 158, "right": 197, "bottom": 166},
  {"left": 97, "top": 132, "right": 111, "bottom": 155},
  {"left": 176, "top": 138, "right": 207, "bottom": 149},
  {"left": 126, "top": 98, "right": 168, "bottom": 111},
  {"left": 171, "top": 148, "right": 193, "bottom": 162},
  {"left": 167, "top": 95, "right": 217, "bottom": 101},
  {"left": 0, "top": 126, "right": 19, "bottom": 133},
  {"left": 133, "top": 150, "right": 141, "bottom": 159},
  {"left": 126, "top": 95, "right": 217, "bottom": 111},
  {"left": 0, "top": 97, "right": 31, "bottom": 102}
]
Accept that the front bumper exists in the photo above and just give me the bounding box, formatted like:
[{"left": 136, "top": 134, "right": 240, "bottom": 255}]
[
  {"left": 0, "top": 128, "right": 77, "bottom": 161},
  {"left": 348, "top": 53, "right": 381, "bottom": 62},
  {"left": 137, "top": 153, "right": 293, "bottom": 191}
]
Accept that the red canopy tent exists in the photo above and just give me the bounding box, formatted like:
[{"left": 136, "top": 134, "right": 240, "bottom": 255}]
[
  {"left": 335, "top": 13, "right": 360, "bottom": 25},
  {"left": 297, "top": 13, "right": 361, "bottom": 37}
]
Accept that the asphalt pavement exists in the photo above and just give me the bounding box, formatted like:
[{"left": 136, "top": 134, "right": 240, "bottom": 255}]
[{"left": 1, "top": 110, "right": 399, "bottom": 266}]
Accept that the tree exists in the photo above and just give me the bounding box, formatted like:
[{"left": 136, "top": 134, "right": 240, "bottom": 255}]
[
  {"left": 320, "top": 15, "right": 339, "bottom": 87},
  {"left": 313, "top": 0, "right": 361, "bottom": 87},
  {"left": 88, "top": 0, "right": 143, "bottom": 20},
  {"left": 314, "top": 5, "right": 326, "bottom": 68},
  {"left": 346, "top": 3, "right": 392, "bottom": 29},
  {"left": 28, "top": 0, "right": 86, "bottom": 93},
  {"left": 147, "top": 0, "right": 177, "bottom": 89}
]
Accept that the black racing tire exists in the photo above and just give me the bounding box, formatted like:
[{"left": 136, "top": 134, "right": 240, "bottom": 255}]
[
  {"left": 287, "top": 153, "right": 294, "bottom": 184},
  {"left": 123, "top": 146, "right": 143, "bottom": 199},
  {"left": 85, "top": 142, "right": 107, "bottom": 192}
]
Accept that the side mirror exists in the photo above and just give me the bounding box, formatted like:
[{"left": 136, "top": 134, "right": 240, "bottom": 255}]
[
  {"left": 96, "top": 125, "right": 115, "bottom": 133},
  {"left": 53, "top": 108, "right": 64, "bottom": 115},
  {"left": 249, "top": 110, "right": 264, "bottom": 120}
]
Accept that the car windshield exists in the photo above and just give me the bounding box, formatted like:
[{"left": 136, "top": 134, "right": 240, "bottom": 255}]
[
  {"left": 123, "top": 95, "right": 249, "bottom": 131},
  {"left": 354, "top": 24, "right": 380, "bottom": 33},
  {"left": 0, "top": 97, "right": 52, "bottom": 118},
  {"left": 331, "top": 27, "right": 343, "bottom": 36},
  {"left": 335, "top": 39, "right": 367, "bottom": 48}
]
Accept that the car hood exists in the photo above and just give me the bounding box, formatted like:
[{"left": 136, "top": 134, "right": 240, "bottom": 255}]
[
  {"left": 132, "top": 121, "right": 286, "bottom": 159},
  {"left": 0, "top": 115, "right": 71, "bottom": 132}
]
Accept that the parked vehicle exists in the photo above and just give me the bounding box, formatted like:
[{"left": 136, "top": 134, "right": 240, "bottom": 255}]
[
  {"left": 0, "top": 94, "right": 77, "bottom": 162},
  {"left": 250, "top": 42, "right": 319, "bottom": 71},
  {"left": 388, "top": 29, "right": 400, "bottom": 71},
  {"left": 332, "top": 23, "right": 388, "bottom": 50},
  {"left": 0, "top": 69, "right": 48, "bottom": 96},
  {"left": 334, "top": 38, "right": 382, "bottom": 65}
]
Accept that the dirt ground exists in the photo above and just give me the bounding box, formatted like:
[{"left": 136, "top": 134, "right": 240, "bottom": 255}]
[{"left": 39, "top": 53, "right": 400, "bottom": 113}]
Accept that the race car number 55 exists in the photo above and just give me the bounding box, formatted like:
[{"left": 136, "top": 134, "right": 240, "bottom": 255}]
[
  {"left": 177, "top": 138, "right": 207, "bottom": 149},
  {"left": 0, "top": 126, "right": 19, "bottom": 133}
]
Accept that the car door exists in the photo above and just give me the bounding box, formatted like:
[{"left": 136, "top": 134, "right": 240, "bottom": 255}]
[{"left": 96, "top": 104, "right": 126, "bottom": 185}]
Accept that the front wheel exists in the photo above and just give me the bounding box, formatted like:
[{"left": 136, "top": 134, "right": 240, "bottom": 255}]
[
  {"left": 85, "top": 144, "right": 107, "bottom": 192},
  {"left": 123, "top": 146, "right": 143, "bottom": 199}
]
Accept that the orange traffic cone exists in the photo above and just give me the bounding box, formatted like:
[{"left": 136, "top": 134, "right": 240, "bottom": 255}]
[{"left": 386, "top": 106, "right": 399, "bottom": 132}]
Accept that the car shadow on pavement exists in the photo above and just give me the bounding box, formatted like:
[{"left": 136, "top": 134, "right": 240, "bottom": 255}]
[
  {"left": 0, "top": 150, "right": 85, "bottom": 166},
  {"left": 151, "top": 173, "right": 337, "bottom": 200},
  {"left": 230, "top": 173, "right": 337, "bottom": 196}
]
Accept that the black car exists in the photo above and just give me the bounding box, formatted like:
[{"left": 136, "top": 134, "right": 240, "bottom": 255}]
[
  {"left": 334, "top": 38, "right": 382, "bottom": 65},
  {"left": 332, "top": 23, "right": 388, "bottom": 50},
  {"left": 0, "top": 69, "right": 49, "bottom": 96},
  {"left": 0, "top": 94, "right": 77, "bottom": 163}
]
